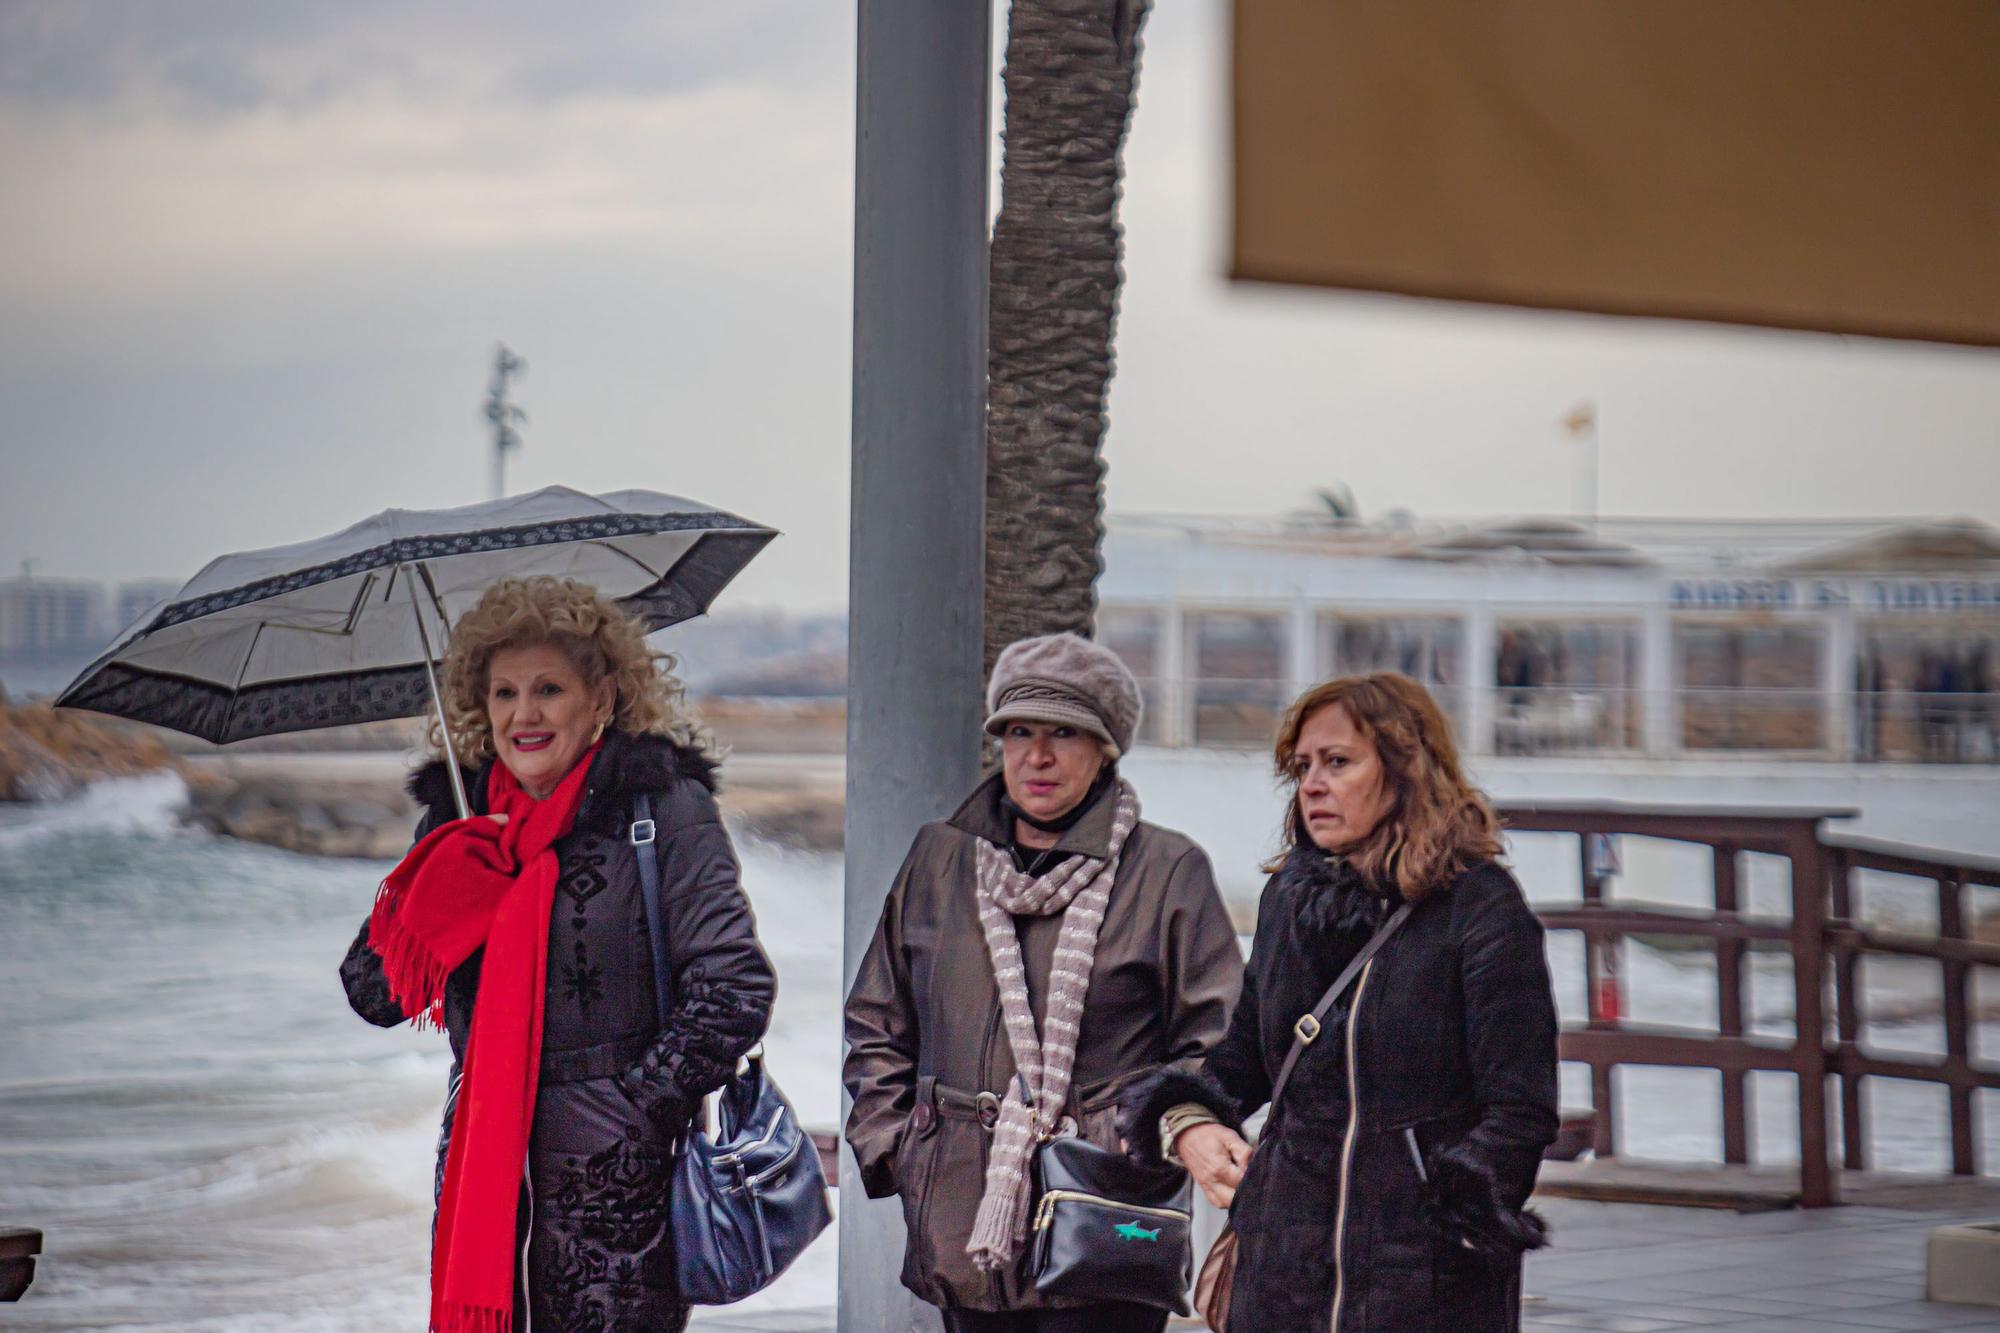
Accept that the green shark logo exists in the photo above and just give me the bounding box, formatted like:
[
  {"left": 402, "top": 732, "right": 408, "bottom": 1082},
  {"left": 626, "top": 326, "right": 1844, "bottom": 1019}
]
[{"left": 1114, "top": 1220, "right": 1161, "bottom": 1242}]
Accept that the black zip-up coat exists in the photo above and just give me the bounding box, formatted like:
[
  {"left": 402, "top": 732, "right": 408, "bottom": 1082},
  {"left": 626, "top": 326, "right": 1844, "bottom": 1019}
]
[
  {"left": 1123, "top": 849, "right": 1558, "bottom": 1333},
  {"left": 340, "top": 730, "right": 776, "bottom": 1332}
]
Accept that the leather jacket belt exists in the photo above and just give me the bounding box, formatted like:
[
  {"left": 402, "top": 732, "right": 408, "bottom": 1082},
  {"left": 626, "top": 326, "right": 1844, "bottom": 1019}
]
[
  {"left": 914, "top": 1074, "right": 1124, "bottom": 1136},
  {"left": 540, "top": 1032, "right": 654, "bottom": 1085},
  {"left": 920, "top": 1077, "right": 1005, "bottom": 1133}
]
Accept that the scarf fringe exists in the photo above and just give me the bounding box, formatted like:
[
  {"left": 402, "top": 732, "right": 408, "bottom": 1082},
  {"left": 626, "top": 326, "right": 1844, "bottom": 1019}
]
[
  {"left": 369, "top": 880, "right": 454, "bottom": 1023},
  {"left": 433, "top": 1299, "right": 511, "bottom": 1333},
  {"left": 968, "top": 1179, "right": 1033, "bottom": 1271}
]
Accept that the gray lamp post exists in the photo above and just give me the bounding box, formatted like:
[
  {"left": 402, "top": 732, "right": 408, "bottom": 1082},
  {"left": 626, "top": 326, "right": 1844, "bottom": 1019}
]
[{"left": 842, "top": 2, "right": 993, "bottom": 1329}]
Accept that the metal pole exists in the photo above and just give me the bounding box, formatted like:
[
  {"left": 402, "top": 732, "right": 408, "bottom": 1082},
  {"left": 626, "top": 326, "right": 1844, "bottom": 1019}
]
[
  {"left": 404, "top": 567, "right": 470, "bottom": 819},
  {"left": 1562, "top": 401, "right": 1598, "bottom": 528},
  {"left": 1790, "top": 825, "right": 1835, "bottom": 1206},
  {"left": 486, "top": 344, "right": 526, "bottom": 503},
  {"left": 843, "top": 2, "right": 991, "bottom": 1329},
  {"left": 1583, "top": 417, "right": 1599, "bottom": 528}
]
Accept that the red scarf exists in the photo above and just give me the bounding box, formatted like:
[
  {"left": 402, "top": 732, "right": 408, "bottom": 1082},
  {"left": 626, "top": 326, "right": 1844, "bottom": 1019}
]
[{"left": 368, "top": 744, "right": 600, "bottom": 1333}]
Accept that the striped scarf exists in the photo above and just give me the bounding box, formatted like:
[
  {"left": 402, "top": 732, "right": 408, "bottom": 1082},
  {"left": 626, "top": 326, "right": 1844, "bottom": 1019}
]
[{"left": 966, "top": 781, "right": 1139, "bottom": 1272}]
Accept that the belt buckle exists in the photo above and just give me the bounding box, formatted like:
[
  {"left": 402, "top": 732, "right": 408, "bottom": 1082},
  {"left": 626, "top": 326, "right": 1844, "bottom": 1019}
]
[
  {"left": 1294, "top": 1013, "right": 1322, "bottom": 1045},
  {"left": 974, "top": 1090, "right": 1002, "bottom": 1129}
]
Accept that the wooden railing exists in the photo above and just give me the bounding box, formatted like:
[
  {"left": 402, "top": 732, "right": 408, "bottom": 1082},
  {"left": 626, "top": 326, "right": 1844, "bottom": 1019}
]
[
  {"left": 1501, "top": 803, "right": 1845, "bottom": 1205},
  {"left": 1824, "top": 833, "right": 2000, "bottom": 1178},
  {"left": 1499, "top": 800, "right": 2000, "bottom": 1207}
]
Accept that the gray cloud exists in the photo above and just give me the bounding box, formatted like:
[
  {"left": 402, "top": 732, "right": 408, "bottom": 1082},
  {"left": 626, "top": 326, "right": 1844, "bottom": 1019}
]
[
  {"left": 0, "top": 2, "right": 847, "bottom": 119},
  {"left": 1, "top": 0, "right": 1994, "bottom": 619}
]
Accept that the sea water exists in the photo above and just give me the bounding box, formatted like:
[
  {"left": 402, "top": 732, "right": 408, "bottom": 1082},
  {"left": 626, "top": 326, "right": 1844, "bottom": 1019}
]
[
  {"left": 0, "top": 775, "right": 840, "bottom": 1331},
  {"left": 0, "top": 773, "right": 1992, "bottom": 1330}
]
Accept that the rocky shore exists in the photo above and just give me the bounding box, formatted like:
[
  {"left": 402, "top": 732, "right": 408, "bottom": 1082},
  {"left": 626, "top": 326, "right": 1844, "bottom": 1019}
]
[
  {"left": 181, "top": 759, "right": 419, "bottom": 860},
  {"left": 3, "top": 696, "right": 849, "bottom": 854},
  {"left": 179, "top": 750, "right": 848, "bottom": 856},
  {"left": 0, "top": 696, "right": 180, "bottom": 801}
]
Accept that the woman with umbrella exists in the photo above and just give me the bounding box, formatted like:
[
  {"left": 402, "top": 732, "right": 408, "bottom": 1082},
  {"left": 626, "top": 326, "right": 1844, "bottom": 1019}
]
[{"left": 340, "top": 575, "right": 775, "bottom": 1333}]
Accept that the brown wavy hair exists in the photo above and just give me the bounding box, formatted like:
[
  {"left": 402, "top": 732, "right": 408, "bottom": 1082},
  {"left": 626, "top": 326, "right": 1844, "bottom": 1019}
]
[
  {"left": 432, "top": 576, "right": 711, "bottom": 764},
  {"left": 1269, "top": 672, "right": 1501, "bottom": 900}
]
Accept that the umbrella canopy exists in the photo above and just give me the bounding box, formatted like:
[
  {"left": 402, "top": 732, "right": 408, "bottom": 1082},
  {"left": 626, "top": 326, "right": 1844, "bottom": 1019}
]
[{"left": 58, "top": 486, "right": 776, "bottom": 745}]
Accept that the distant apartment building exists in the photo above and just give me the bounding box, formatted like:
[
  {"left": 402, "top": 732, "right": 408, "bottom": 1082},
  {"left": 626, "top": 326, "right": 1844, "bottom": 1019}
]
[
  {"left": 113, "top": 579, "right": 184, "bottom": 638},
  {"left": 0, "top": 576, "right": 104, "bottom": 658}
]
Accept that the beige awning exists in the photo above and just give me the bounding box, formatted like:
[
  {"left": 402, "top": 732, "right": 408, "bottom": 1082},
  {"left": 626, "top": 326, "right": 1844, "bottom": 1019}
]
[{"left": 1233, "top": 0, "right": 2000, "bottom": 345}]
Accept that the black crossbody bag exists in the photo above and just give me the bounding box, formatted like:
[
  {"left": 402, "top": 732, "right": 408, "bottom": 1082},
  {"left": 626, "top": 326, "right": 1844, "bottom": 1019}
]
[{"left": 1029, "top": 1125, "right": 1196, "bottom": 1315}]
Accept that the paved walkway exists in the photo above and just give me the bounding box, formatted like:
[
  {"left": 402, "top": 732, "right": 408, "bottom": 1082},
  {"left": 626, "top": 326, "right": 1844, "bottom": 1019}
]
[
  {"left": 692, "top": 1310, "right": 836, "bottom": 1333},
  {"left": 1522, "top": 1195, "right": 2000, "bottom": 1331},
  {"left": 691, "top": 1195, "right": 2000, "bottom": 1331}
]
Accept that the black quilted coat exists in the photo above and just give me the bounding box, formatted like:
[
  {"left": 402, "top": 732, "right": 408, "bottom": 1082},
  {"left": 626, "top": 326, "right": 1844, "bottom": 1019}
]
[
  {"left": 340, "top": 729, "right": 775, "bottom": 1333},
  {"left": 1123, "top": 849, "right": 1558, "bottom": 1333}
]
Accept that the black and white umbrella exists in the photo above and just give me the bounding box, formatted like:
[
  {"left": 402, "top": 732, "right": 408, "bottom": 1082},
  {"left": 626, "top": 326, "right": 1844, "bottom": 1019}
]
[{"left": 59, "top": 486, "right": 775, "bottom": 812}]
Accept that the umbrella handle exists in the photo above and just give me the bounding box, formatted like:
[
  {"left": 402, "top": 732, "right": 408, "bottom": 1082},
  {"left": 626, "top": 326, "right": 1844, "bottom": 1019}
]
[{"left": 404, "top": 568, "right": 471, "bottom": 819}]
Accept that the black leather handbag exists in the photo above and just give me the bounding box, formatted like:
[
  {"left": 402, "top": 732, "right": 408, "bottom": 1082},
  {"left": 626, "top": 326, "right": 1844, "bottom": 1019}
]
[
  {"left": 1029, "top": 1130, "right": 1194, "bottom": 1315},
  {"left": 633, "top": 796, "right": 832, "bottom": 1305},
  {"left": 668, "top": 1050, "right": 833, "bottom": 1304}
]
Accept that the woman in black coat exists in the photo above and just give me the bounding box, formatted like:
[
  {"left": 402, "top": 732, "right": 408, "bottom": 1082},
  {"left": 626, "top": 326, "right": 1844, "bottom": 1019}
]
[
  {"left": 340, "top": 576, "right": 775, "bottom": 1333},
  {"left": 1124, "top": 672, "right": 1558, "bottom": 1332}
]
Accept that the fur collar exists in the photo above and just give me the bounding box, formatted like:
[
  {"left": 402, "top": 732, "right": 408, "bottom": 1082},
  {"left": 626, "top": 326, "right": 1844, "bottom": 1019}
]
[
  {"left": 1279, "top": 844, "right": 1394, "bottom": 942},
  {"left": 408, "top": 728, "right": 719, "bottom": 834}
]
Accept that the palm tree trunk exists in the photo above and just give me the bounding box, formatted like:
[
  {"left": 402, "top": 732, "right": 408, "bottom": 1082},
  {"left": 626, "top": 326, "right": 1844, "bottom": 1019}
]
[{"left": 984, "top": 0, "right": 1153, "bottom": 675}]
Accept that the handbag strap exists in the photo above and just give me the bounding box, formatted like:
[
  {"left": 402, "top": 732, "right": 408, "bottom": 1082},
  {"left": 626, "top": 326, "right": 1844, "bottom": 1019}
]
[
  {"left": 1266, "top": 900, "right": 1412, "bottom": 1115},
  {"left": 632, "top": 792, "right": 672, "bottom": 1027}
]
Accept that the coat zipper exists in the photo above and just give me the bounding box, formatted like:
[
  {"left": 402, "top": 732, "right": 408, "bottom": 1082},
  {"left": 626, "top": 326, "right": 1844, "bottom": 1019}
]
[
  {"left": 519, "top": 1156, "right": 534, "bottom": 1332},
  {"left": 1404, "top": 1126, "right": 1428, "bottom": 1182},
  {"left": 513, "top": 767, "right": 551, "bottom": 1333},
  {"left": 1329, "top": 959, "right": 1374, "bottom": 1333}
]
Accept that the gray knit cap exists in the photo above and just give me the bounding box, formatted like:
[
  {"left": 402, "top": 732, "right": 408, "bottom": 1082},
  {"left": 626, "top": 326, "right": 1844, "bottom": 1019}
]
[{"left": 983, "top": 632, "right": 1143, "bottom": 757}]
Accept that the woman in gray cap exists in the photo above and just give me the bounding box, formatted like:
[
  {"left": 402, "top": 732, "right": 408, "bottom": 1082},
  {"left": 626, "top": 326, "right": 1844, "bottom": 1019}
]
[{"left": 844, "top": 632, "right": 1244, "bottom": 1333}]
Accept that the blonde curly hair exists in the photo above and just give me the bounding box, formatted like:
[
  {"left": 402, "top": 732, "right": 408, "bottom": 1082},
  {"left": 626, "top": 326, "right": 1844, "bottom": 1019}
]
[{"left": 431, "top": 576, "right": 711, "bottom": 764}]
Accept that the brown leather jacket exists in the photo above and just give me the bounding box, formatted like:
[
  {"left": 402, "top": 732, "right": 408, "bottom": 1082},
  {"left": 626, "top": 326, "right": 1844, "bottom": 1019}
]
[{"left": 843, "top": 773, "right": 1244, "bottom": 1311}]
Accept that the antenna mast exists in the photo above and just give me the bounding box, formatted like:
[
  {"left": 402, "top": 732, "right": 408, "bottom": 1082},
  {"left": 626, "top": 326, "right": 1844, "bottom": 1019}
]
[{"left": 485, "top": 344, "right": 527, "bottom": 499}]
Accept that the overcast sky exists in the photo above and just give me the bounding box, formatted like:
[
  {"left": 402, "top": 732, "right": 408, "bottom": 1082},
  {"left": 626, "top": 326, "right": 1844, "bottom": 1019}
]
[{"left": 3, "top": 1, "right": 1996, "bottom": 614}]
